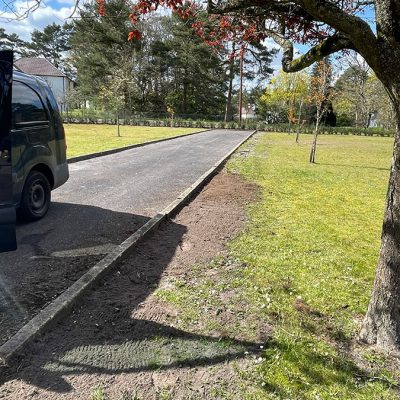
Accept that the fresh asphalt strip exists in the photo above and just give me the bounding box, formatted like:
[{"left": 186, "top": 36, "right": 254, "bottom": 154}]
[{"left": 0, "top": 129, "right": 257, "bottom": 365}]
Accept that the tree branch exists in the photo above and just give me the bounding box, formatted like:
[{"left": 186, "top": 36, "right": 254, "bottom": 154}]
[
  {"left": 297, "top": 0, "right": 377, "bottom": 50},
  {"left": 207, "top": 0, "right": 307, "bottom": 18},
  {"left": 268, "top": 31, "right": 354, "bottom": 72},
  {"left": 207, "top": 0, "right": 379, "bottom": 68}
]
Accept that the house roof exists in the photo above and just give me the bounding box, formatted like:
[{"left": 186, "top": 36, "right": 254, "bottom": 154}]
[{"left": 14, "top": 57, "right": 67, "bottom": 78}]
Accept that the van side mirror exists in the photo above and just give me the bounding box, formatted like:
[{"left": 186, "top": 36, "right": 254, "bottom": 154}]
[{"left": 0, "top": 50, "right": 17, "bottom": 252}]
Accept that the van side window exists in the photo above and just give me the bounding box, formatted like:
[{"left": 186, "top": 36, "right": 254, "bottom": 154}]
[{"left": 12, "top": 81, "right": 48, "bottom": 128}]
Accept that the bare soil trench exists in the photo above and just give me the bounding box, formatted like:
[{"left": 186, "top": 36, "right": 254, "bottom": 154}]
[{"left": 0, "top": 171, "right": 264, "bottom": 399}]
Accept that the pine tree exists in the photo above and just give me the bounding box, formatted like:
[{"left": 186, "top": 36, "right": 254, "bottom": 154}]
[{"left": 28, "top": 23, "right": 74, "bottom": 71}]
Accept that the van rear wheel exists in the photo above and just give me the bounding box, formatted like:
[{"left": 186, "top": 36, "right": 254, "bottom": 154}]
[{"left": 19, "top": 171, "right": 51, "bottom": 221}]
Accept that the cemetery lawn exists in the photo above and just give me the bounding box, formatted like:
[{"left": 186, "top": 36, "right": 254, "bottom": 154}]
[
  {"left": 158, "top": 132, "right": 400, "bottom": 398},
  {"left": 64, "top": 123, "right": 201, "bottom": 158}
]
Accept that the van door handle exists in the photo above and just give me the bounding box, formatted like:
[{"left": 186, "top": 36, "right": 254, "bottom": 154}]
[{"left": 0, "top": 149, "right": 9, "bottom": 160}]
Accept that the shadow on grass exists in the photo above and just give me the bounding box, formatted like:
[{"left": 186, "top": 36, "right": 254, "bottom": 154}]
[{"left": 259, "top": 336, "right": 369, "bottom": 398}]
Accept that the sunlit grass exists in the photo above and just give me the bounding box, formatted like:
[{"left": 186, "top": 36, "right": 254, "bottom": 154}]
[
  {"left": 64, "top": 123, "right": 201, "bottom": 158},
  {"left": 156, "top": 132, "right": 399, "bottom": 398},
  {"left": 226, "top": 132, "right": 397, "bottom": 398}
]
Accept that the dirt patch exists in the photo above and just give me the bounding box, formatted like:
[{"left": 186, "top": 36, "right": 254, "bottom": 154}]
[{"left": 0, "top": 171, "right": 263, "bottom": 399}]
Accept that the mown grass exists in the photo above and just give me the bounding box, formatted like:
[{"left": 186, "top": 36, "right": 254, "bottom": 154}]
[
  {"left": 64, "top": 123, "right": 201, "bottom": 158},
  {"left": 227, "top": 133, "right": 398, "bottom": 399},
  {"left": 157, "top": 132, "right": 400, "bottom": 399}
]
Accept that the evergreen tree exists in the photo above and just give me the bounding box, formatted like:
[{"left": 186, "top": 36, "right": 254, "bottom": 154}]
[
  {"left": 0, "top": 29, "right": 29, "bottom": 58},
  {"left": 70, "top": 0, "right": 137, "bottom": 111},
  {"left": 163, "top": 13, "right": 226, "bottom": 115},
  {"left": 28, "top": 22, "right": 74, "bottom": 71}
]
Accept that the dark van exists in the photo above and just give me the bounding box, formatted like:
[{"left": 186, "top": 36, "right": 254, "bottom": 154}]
[{"left": 11, "top": 71, "right": 69, "bottom": 221}]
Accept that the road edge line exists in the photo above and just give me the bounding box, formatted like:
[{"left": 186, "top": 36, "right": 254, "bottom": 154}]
[{"left": 0, "top": 129, "right": 256, "bottom": 365}]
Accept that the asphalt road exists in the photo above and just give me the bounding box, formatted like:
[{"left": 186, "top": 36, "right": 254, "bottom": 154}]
[{"left": 0, "top": 129, "right": 252, "bottom": 345}]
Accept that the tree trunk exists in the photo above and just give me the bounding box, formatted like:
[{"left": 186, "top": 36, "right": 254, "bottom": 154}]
[
  {"left": 310, "top": 110, "right": 320, "bottom": 163},
  {"left": 224, "top": 45, "right": 235, "bottom": 122},
  {"left": 239, "top": 49, "right": 244, "bottom": 123},
  {"left": 359, "top": 95, "right": 400, "bottom": 351},
  {"left": 296, "top": 99, "right": 304, "bottom": 143},
  {"left": 183, "top": 79, "right": 188, "bottom": 114},
  {"left": 295, "top": 129, "right": 300, "bottom": 143},
  {"left": 309, "top": 127, "right": 318, "bottom": 163}
]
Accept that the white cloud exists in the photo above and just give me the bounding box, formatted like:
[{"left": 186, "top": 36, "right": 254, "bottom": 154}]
[{"left": 0, "top": 0, "right": 76, "bottom": 40}]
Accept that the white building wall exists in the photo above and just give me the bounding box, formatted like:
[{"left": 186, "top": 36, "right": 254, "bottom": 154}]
[{"left": 39, "top": 76, "right": 72, "bottom": 112}]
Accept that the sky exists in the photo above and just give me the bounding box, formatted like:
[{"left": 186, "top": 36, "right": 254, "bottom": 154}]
[{"left": 0, "top": 0, "right": 77, "bottom": 40}]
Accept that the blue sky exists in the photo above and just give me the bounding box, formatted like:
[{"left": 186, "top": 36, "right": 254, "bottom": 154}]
[{"left": 0, "top": 0, "right": 76, "bottom": 40}]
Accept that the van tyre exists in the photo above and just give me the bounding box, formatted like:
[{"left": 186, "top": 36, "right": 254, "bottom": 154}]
[{"left": 19, "top": 171, "right": 51, "bottom": 221}]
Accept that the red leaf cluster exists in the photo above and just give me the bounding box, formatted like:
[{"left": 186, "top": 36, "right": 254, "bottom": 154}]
[
  {"left": 97, "top": 0, "right": 105, "bottom": 17},
  {"left": 128, "top": 0, "right": 198, "bottom": 41},
  {"left": 126, "top": 0, "right": 333, "bottom": 52},
  {"left": 128, "top": 30, "right": 141, "bottom": 41}
]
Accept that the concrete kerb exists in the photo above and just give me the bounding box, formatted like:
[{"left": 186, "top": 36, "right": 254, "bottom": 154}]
[
  {"left": 67, "top": 129, "right": 211, "bottom": 164},
  {"left": 0, "top": 129, "right": 257, "bottom": 366}
]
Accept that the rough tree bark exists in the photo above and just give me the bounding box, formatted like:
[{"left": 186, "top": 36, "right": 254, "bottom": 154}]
[{"left": 359, "top": 90, "right": 400, "bottom": 351}]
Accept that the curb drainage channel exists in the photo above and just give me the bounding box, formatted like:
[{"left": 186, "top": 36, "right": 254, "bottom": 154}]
[{"left": 0, "top": 129, "right": 257, "bottom": 365}]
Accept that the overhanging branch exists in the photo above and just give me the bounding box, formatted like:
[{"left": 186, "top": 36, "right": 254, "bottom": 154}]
[
  {"left": 268, "top": 31, "right": 354, "bottom": 72},
  {"left": 296, "top": 0, "right": 377, "bottom": 57},
  {"left": 207, "top": 0, "right": 307, "bottom": 18},
  {"left": 207, "top": 0, "right": 378, "bottom": 67}
]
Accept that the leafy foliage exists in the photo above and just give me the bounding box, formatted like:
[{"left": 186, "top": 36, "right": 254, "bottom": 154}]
[{"left": 259, "top": 69, "right": 310, "bottom": 123}]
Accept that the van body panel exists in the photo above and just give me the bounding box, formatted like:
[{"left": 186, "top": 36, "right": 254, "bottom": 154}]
[
  {"left": 10, "top": 71, "right": 69, "bottom": 211},
  {"left": 53, "top": 161, "right": 69, "bottom": 188}
]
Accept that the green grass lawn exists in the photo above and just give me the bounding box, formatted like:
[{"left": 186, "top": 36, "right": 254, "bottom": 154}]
[
  {"left": 157, "top": 132, "right": 400, "bottom": 399},
  {"left": 64, "top": 123, "right": 201, "bottom": 158},
  {"left": 227, "top": 133, "right": 398, "bottom": 398}
]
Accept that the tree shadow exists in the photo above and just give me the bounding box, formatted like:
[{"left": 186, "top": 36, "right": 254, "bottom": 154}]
[
  {"left": 0, "top": 202, "right": 150, "bottom": 345},
  {"left": 259, "top": 335, "right": 376, "bottom": 398},
  {"left": 0, "top": 211, "right": 262, "bottom": 393}
]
